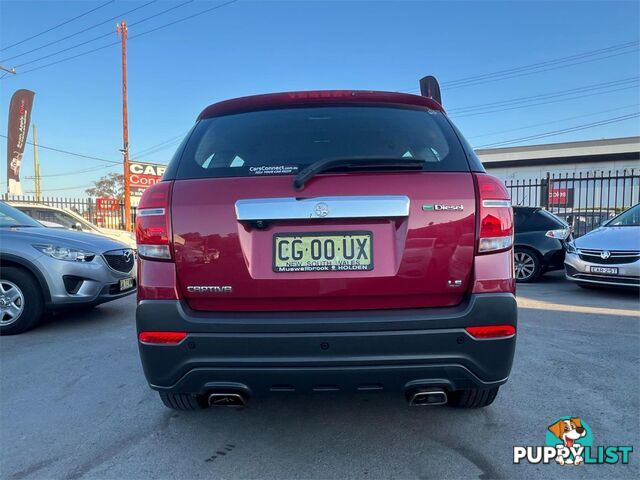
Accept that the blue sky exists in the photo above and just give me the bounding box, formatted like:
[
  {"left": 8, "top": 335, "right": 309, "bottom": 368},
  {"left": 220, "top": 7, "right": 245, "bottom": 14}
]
[{"left": 1, "top": 0, "right": 639, "bottom": 196}]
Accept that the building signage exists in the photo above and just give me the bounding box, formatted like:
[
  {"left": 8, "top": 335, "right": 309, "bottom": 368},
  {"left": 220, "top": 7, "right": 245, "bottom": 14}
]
[
  {"left": 96, "top": 197, "right": 119, "bottom": 211},
  {"left": 548, "top": 187, "right": 574, "bottom": 207},
  {"left": 128, "top": 161, "right": 166, "bottom": 206}
]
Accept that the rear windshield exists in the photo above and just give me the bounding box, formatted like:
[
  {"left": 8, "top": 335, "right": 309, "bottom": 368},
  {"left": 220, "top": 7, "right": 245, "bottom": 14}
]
[
  {"left": 173, "top": 106, "right": 469, "bottom": 179},
  {"left": 515, "top": 208, "right": 567, "bottom": 232}
]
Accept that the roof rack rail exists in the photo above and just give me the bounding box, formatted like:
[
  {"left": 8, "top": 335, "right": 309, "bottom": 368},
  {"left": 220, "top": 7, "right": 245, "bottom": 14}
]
[{"left": 419, "top": 76, "right": 442, "bottom": 106}]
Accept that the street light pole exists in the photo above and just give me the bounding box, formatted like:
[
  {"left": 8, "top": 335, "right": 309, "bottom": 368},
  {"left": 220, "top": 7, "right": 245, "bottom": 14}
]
[
  {"left": 32, "top": 124, "right": 41, "bottom": 202},
  {"left": 117, "top": 21, "right": 132, "bottom": 232}
]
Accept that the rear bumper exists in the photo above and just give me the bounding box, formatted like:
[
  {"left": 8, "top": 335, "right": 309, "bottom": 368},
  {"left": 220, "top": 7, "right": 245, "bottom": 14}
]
[{"left": 136, "top": 293, "right": 517, "bottom": 396}]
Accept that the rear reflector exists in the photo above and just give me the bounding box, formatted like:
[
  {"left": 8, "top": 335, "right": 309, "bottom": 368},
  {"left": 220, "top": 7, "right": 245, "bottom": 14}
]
[
  {"left": 138, "top": 331, "right": 186, "bottom": 344},
  {"left": 137, "top": 244, "right": 171, "bottom": 260},
  {"left": 465, "top": 325, "right": 516, "bottom": 339}
]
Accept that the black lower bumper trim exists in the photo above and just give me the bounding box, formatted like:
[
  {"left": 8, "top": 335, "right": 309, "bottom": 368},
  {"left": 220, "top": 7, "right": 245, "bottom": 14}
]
[
  {"left": 136, "top": 293, "right": 517, "bottom": 395},
  {"left": 151, "top": 364, "right": 508, "bottom": 397}
]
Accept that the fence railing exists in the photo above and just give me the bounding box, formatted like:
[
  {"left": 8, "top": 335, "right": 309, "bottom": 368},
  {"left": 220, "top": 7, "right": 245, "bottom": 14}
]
[
  {"left": 505, "top": 169, "right": 639, "bottom": 237},
  {"left": 3, "top": 168, "right": 639, "bottom": 238},
  {"left": 1, "top": 194, "right": 137, "bottom": 231}
]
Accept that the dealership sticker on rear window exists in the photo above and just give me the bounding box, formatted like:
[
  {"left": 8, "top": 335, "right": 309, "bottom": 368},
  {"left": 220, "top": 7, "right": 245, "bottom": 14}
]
[
  {"left": 513, "top": 417, "right": 633, "bottom": 466},
  {"left": 249, "top": 165, "right": 299, "bottom": 175}
]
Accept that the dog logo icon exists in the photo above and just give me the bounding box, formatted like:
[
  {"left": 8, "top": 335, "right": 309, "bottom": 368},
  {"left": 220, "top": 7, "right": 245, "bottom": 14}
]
[
  {"left": 547, "top": 417, "right": 589, "bottom": 465},
  {"left": 514, "top": 416, "right": 632, "bottom": 465}
]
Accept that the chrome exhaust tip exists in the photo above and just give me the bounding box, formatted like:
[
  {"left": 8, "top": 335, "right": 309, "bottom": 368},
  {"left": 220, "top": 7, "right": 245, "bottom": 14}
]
[
  {"left": 207, "top": 392, "right": 247, "bottom": 407},
  {"left": 409, "top": 389, "right": 447, "bottom": 406}
]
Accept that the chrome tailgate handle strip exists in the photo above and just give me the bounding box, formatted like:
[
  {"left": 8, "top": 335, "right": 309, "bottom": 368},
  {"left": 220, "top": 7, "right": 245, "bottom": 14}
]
[{"left": 235, "top": 195, "right": 410, "bottom": 221}]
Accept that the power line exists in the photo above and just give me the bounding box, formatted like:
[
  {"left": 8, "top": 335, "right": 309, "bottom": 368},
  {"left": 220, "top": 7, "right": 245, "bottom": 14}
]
[
  {"left": 3, "top": 0, "right": 161, "bottom": 66},
  {"left": 402, "top": 40, "right": 640, "bottom": 93},
  {"left": 6, "top": 41, "right": 121, "bottom": 77},
  {"left": 127, "top": 0, "right": 239, "bottom": 41},
  {"left": 450, "top": 84, "right": 640, "bottom": 119},
  {"left": 0, "top": 134, "right": 120, "bottom": 164},
  {"left": 467, "top": 103, "right": 640, "bottom": 139},
  {"left": 133, "top": 140, "right": 182, "bottom": 159},
  {"left": 444, "top": 41, "right": 639, "bottom": 88},
  {"left": 448, "top": 49, "right": 640, "bottom": 91},
  {"left": 36, "top": 184, "right": 93, "bottom": 192},
  {"left": 26, "top": 164, "right": 115, "bottom": 178},
  {"left": 448, "top": 77, "right": 639, "bottom": 114},
  {"left": 2, "top": 0, "right": 239, "bottom": 78},
  {"left": 132, "top": 132, "right": 189, "bottom": 158},
  {"left": 0, "top": 1, "right": 115, "bottom": 52},
  {"left": 7, "top": 0, "right": 197, "bottom": 68},
  {"left": 475, "top": 113, "right": 640, "bottom": 148}
]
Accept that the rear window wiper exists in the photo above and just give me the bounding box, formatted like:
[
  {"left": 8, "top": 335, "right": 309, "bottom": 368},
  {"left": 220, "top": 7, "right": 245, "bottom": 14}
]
[{"left": 293, "top": 157, "right": 426, "bottom": 190}]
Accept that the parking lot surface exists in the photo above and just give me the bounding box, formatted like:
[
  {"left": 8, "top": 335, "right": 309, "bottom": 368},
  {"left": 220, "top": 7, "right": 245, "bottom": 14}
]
[{"left": 1, "top": 272, "right": 638, "bottom": 479}]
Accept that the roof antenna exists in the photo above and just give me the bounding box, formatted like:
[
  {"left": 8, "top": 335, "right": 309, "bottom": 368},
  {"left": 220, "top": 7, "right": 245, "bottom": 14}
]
[{"left": 419, "top": 76, "right": 442, "bottom": 106}]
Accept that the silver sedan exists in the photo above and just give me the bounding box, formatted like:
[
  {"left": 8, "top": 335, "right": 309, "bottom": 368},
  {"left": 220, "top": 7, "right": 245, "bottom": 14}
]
[{"left": 565, "top": 203, "right": 640, "bottom": 288}]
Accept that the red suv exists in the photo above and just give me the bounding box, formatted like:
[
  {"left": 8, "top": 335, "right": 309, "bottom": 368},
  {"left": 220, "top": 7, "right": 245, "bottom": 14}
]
[{"left": 135, "top": 83, "right": 516, "bottom": 410}]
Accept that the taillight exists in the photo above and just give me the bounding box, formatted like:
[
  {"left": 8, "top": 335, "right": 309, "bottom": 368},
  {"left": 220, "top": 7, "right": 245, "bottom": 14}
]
[
  {"left": 465, "top": 325, "right": 516, "bottom": 339},
  {"left": 135, "top": 181, "right": 172, "bottom": 260},
  {"left": 545, "top": 228, "right": 570, "bottom": 240},
  {"left": 474, "top": 173, "right": 513, "bottom": 254},
  {"left": 138, "top": 331, "right": 186, "bottom": 344}
]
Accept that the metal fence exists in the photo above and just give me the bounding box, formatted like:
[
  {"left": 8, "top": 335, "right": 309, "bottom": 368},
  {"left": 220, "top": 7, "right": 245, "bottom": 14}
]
[
  {"left": 3, "top": 168, "right": 639, "bottom": 237},
  {"left": 505, "top": 169, "right": 640, "bottom": 237},
  {"left": 1, "top": 194, "right": 137, "bottom": 231}
]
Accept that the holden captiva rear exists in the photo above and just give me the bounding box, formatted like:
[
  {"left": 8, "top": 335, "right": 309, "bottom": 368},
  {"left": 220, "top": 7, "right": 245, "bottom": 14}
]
[{"left": 136, "top": 78, "right": 516, "bottom": 410}]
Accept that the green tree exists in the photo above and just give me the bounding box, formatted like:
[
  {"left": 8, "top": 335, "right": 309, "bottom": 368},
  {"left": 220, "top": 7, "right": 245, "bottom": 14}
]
[{"left": 85, "top": 173, "right": 124, "bottom": 199}]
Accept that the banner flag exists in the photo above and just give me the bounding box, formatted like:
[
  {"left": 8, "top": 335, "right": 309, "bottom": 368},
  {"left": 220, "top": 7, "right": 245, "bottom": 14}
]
[{"left": 6, "top": 89, "right": 35, "bottom": 195}]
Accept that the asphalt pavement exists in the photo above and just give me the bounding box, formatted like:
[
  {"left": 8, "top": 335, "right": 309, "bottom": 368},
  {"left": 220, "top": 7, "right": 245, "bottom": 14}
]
[{"left": 1, "top": 272, "right": 638, "bottom": 479}]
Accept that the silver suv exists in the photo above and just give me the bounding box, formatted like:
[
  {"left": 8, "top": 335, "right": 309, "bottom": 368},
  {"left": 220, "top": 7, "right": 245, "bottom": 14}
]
[{"left": 0, "top": 202, "right": 136, "bottom": 335}]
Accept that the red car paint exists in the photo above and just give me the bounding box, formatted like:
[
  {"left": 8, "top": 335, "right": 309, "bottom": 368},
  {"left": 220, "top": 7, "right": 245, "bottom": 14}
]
[{"left": 137, "top": 91, "right": 514, "bottom": 311}]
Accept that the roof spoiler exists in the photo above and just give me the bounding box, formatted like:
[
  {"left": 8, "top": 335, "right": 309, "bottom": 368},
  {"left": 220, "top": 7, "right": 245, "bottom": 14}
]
[{"left": 419, "top": 76, "right": 442, "bottom": 106}]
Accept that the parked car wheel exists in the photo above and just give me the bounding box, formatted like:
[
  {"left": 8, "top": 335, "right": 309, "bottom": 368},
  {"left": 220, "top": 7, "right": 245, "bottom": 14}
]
[
  {"left": 448, "top": 387, "right": 499, "bottom": 408},
  {"left": 514, "top": 248, "right": 541, "bottom": 283},
  {"left": 159, "top": 392, "right": 208, "bottom": 410},
  {"left": 0, "top": 267, "right": 43, "bottom": 335}
]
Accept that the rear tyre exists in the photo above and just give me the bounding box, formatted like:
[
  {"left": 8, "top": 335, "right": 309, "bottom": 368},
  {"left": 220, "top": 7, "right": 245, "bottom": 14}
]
[
  {"left": 0, "top": 267, "right": 44, "bottom": 335},
  {"left": 448, "top": 387, "right": 499, "bottom": 408},
  {"left": 159, "top": 392, "right": 208, "bottom": 410},
  {"left": 514, "top": 248, "right": 541, "bottom": 283}
]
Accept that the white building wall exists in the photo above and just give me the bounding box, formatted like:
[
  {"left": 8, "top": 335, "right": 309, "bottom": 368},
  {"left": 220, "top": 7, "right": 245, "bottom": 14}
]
[{"left": 483, "top": 158, "right": 640, "bottom": 182}]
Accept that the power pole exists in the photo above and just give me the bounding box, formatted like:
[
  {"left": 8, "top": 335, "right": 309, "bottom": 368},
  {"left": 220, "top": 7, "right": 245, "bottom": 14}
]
[
  {"left": 0, "top": 65, "right": 16, "bottom": 75},
  {"left": 117, "top": 21, "right": 132, "bottom": 232},
  {"left": 32, "top": 124, "right": 41, "bottom": 201}
]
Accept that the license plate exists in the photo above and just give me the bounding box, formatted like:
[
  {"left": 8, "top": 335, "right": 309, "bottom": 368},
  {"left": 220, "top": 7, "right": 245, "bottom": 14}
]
[
  {"left": 119, "top": 277, "right": 135, "bottom": 291},
  {"left": 273, "top": 232, "right": 373, "bottom": 272},
  {"left": 590, "top": 266, "right": 618, "bottom": 275}
]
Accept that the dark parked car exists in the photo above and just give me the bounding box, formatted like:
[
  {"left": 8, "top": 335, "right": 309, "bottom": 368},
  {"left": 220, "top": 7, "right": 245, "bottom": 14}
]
[
  {"left": 135, "top": 81, "right": 517, "bottom": 411},
  {"left": 513, "top": 207, "right": 570, "bottom": 282}
]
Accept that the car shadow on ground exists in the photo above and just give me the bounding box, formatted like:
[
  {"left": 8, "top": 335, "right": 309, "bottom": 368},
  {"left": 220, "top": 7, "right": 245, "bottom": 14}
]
[{"left": 37, "top": 298, "right": 135, "bottom": 333}]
